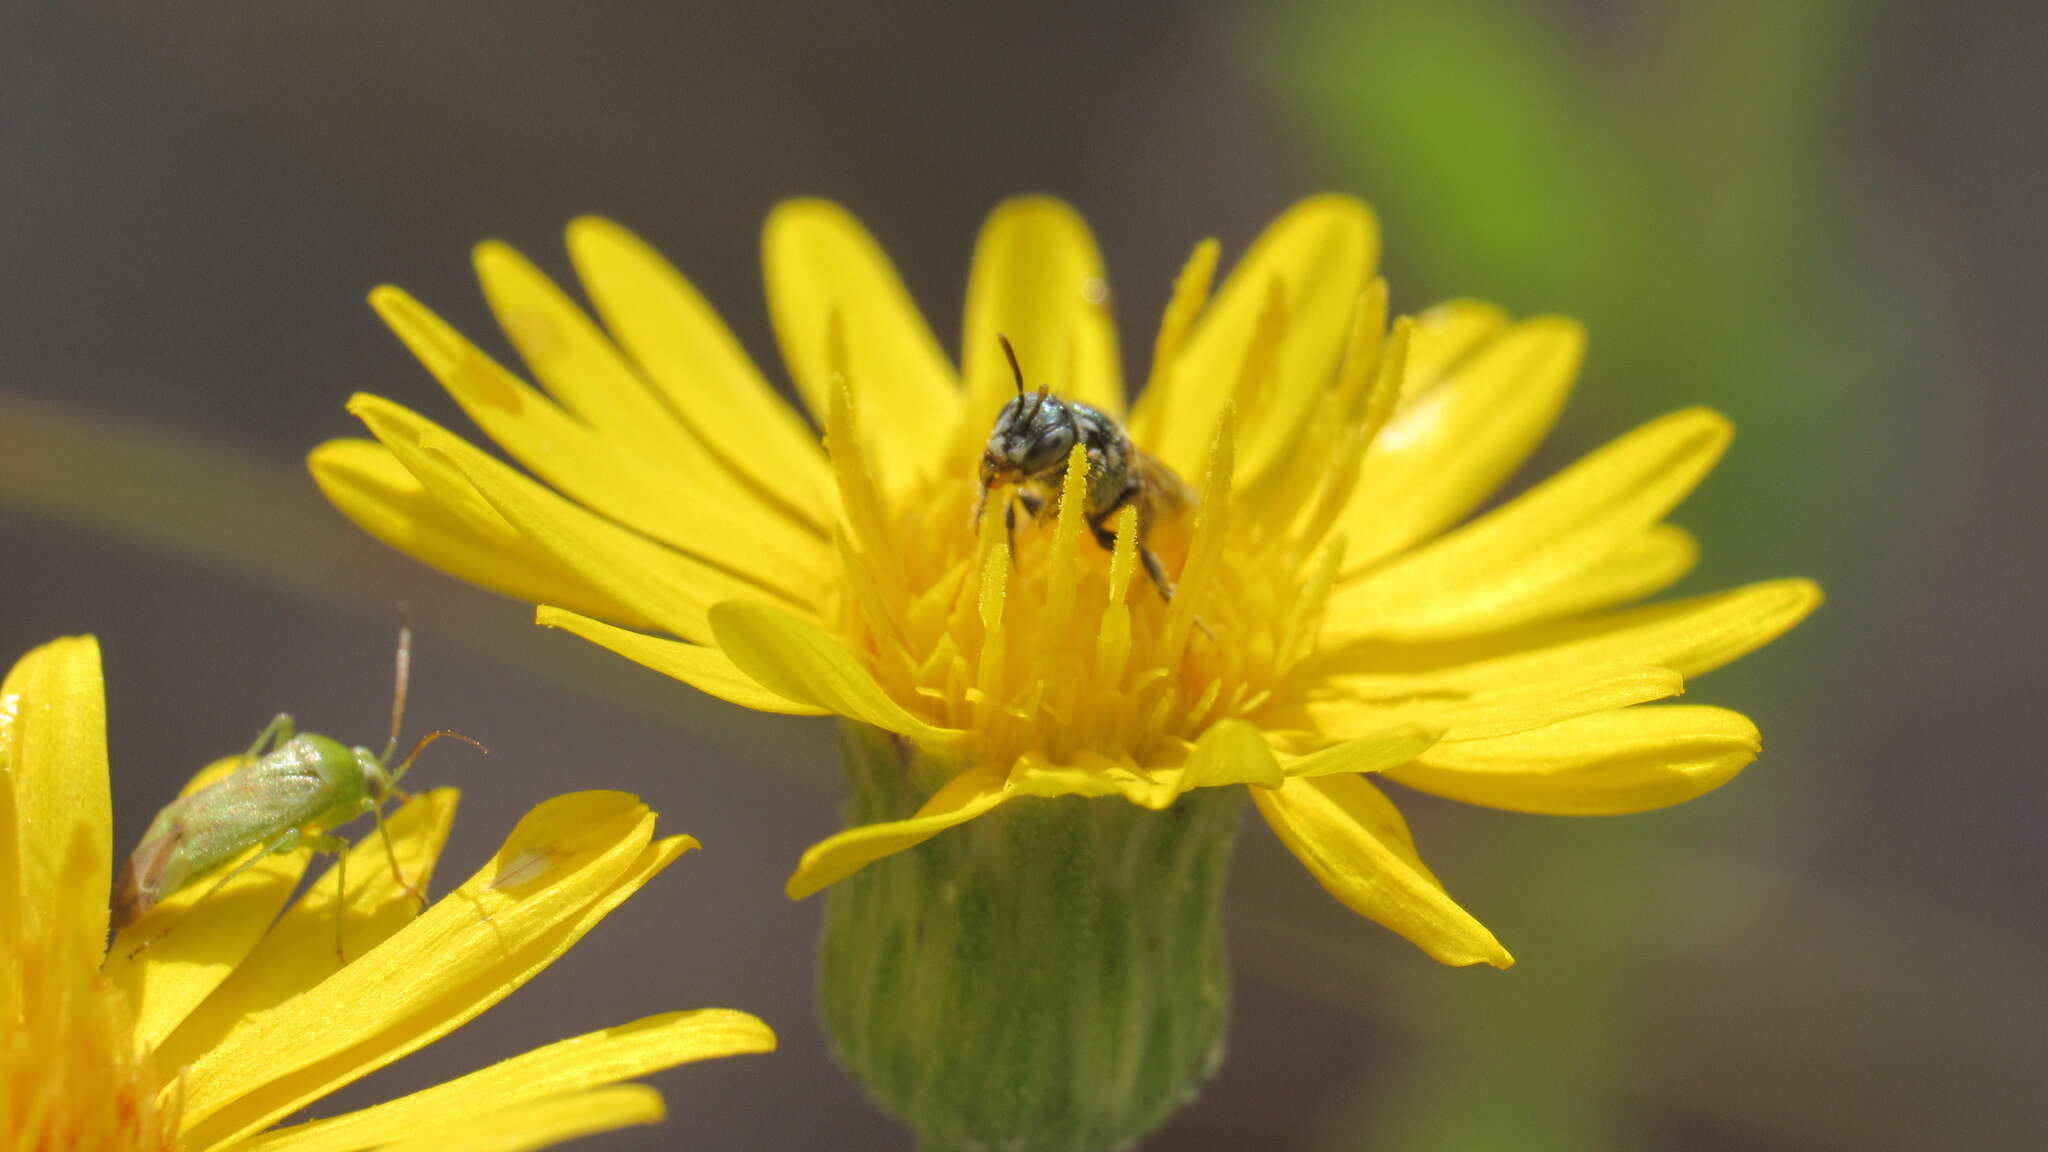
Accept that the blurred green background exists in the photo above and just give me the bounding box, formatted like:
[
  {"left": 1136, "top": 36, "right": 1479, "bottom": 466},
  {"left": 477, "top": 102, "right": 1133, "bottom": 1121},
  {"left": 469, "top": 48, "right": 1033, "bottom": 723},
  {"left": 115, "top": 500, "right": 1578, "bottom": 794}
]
[{"left": 4, "top": 2, "right": 2039, "bottom": 1148}]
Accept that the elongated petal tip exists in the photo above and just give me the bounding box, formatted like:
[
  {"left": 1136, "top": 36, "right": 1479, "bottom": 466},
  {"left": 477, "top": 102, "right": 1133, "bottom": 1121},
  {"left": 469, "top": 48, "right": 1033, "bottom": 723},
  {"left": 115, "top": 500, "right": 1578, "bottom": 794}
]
[
  {"left": 470, "top": 236, "right": 521, "bottom": 273},
  {"left": 565, "top": 212, "right": 624, "bottom": 244},
  {"left": 989, "top": 191, "right": 1082, "bottom": 217}
]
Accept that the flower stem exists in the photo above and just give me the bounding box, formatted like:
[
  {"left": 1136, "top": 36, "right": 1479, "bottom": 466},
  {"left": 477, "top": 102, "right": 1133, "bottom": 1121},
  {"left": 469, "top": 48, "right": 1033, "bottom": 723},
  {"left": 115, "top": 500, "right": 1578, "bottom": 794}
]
[{"left": 821, "top": 722, "right": 1241, "bottom": 1152}]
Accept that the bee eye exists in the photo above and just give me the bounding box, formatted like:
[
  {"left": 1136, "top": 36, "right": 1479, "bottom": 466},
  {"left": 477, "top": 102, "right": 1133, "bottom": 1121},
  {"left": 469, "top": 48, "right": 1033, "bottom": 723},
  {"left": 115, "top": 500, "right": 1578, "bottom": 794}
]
[{"left": 1022, "top": 424, "right": 1075, "bottom": 472}]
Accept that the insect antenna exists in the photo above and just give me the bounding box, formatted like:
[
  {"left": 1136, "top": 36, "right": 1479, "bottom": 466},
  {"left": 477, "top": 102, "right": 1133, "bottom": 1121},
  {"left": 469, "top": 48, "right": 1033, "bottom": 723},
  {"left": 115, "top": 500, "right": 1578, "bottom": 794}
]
[
  {"left": 381, "top": 607, "right": 413, "bottom": 766},
  {"left": 390, "top": 728, "right": 488, "bottom": 788},
  {"left": 998, "top": 333, "right": 1025, "bottom": 397},
  {"left": 997, "top": 334, "right": 1050, "bottom": 422}
]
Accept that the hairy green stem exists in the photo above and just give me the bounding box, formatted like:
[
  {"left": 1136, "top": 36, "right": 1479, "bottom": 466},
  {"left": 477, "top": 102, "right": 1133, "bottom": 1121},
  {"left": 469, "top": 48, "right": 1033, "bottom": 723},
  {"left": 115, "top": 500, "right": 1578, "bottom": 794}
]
[{"left": 820, "top": 722, "right": 1241, "bottom": 1152}]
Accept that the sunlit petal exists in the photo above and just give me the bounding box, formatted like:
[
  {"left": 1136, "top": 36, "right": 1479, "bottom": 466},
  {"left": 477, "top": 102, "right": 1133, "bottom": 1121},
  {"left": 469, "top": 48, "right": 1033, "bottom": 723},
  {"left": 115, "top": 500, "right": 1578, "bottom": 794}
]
[
  {"left": 309, "top": 438, "right": 655, "bottom": 629},
  {"left": 175, "top": 792, "right": 686, "bottom": 1148},
  {"left": 1387, "top": 705, "right": 1762, "bottom": 815},
  {"left": 1254, "top": 774, "right": 1511, "bottom": 968},
  {"left": 786, "top": 763, "right": 1009, "bottom": 899},
  {"left": 960, "top": 195, "right": 1122, "bottom": 448},
  {"left": 536, "top": 605, "right": 827, "bottom": 716},
  {"left": 0, "top": 635, "right": 111, "bottom": 958},
  {"left": 238, "top": 1010, "right": 773, "bottom": 1152},
  {"left": 765, "top": 199, "right": 961, "bottom": 489}
]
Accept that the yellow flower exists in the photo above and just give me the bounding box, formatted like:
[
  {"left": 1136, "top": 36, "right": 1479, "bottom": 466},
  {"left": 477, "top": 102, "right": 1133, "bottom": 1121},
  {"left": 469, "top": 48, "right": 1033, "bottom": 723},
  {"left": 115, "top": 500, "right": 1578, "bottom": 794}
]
[
  {"left": 311, "top": 195, "right": 1819, "bottom": 970},
  {"left": 0, "top": 636, "right": 775, "bottom": 1151}
]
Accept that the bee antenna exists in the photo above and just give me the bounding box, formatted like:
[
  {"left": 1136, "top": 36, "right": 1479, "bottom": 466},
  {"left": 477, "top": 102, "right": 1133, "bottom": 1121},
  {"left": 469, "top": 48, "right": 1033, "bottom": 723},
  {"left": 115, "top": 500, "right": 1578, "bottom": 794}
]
[
  {"left": 997, "top": 333, "right": 1025, "bottom": 398},
  {"left": 391, "top": 728, "right": 487, "bottom": 788},
  {"left": 383, "top": 605, "right": 412, "bottom": 765}
]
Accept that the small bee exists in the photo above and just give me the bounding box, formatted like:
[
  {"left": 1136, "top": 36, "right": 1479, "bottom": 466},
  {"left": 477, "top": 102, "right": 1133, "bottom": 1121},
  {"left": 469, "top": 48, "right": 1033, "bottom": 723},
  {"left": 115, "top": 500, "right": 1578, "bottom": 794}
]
[{"left": 976, "top": 335, "right": 1194, "bottom": 601}]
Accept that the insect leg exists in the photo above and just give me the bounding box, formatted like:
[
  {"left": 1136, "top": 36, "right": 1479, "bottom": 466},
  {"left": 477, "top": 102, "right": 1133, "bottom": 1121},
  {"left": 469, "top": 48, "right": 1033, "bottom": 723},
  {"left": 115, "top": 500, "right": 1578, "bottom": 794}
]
[
  {"left": 243, "top": 713, "right": 296, "bottom": 760},
  {"left": 371, "top": 800, "right": 429, "bottom": 911},
  {"left": 1138, "top": 547, "right": 1178, "bottom": 604},
  {"left": 332, "top": 837, "right": 348, "bottom": 960},
  {"left": 1085, "top": 493, "right": 1174, "bottom": 604},
  {"left": 298, "top": 831, "right": 354, "bottom": 962}
]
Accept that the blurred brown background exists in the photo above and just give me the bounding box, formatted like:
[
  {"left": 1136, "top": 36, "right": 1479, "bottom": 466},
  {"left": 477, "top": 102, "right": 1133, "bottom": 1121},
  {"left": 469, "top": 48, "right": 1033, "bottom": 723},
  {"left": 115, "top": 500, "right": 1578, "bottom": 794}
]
[{"left": 3, "top": 2, "right": 2041, "bottom": 1148}]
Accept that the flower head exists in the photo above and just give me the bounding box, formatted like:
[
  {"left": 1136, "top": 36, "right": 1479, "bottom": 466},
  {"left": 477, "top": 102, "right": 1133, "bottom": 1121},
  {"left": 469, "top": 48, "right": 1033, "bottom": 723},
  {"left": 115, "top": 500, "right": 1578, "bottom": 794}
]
[
  {"left": 312, "top": 195, "right": 1819, "bottom": 968},
  {"left": 0, "top": 636, "right": 774, "bottom": 1150}
]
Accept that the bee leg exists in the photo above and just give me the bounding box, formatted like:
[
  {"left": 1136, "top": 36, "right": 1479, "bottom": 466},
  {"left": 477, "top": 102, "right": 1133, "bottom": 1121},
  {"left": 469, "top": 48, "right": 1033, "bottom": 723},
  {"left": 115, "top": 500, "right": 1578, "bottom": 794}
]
[
  {"left": 1139, "top": 546, "right": 1179, "bottom": 604},
  {"left": 971, "top": 479, "right": 993, "bottom": 529},
  {"left": 1107, "top": 522, "right": 1212, "bottom": 635},
  {"left": 1088, "top": 515, "right": 1183, "bottom": 607},
  {"left": 1001, "top": 490, "right": 1048, "bottom": 566}
]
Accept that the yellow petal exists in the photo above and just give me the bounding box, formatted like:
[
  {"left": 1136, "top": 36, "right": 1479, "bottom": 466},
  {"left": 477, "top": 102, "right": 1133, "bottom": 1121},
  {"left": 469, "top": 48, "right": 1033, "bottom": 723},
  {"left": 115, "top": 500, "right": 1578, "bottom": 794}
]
[
  {"left": 1280, "top": 726, "right": 1441, "bottom": 780},
  {"left": 1397, "top": 299, "right": 1512, "bottom": 396},
  {"left": 1004, "top": 750, "right": 1157, "bottom": 804},
  {"left": 1141, "top": 196, "right": 1380, "bottom": 478},
  {"left": 1179, "top": 718, "right": 1283, "bottom": 790},
  {"left": 764, "top": 199, "right": 961, "bottom": 490},
  {"left": 1012, "top": 722, "right": 1284, "bottom": 810},
  {"left": 470, "top": 241, "right": 708, "bottom": 471},
  {"left": 154, "top": 790, "right": 460, "bottom": 1073},
  {"left": 710, "top": 602, "right": 963, "bottom": 746},
  {"left": 1336, "top": 315, "right": 1584, "bottom": 570},
  {"left": 236, "top": 1009, "right": 773, "bottom": 1152},
  {"left": 308, "top": 438, "right": 655, "bottom": 630},
  {"left": 1388, "top": 705, "right": 1762, "bottom": 815},
  {"left": 104, "top": 840, "right": 308, "bottom": 1054},
  {"left": 1327, "top": 408, "right": 1731, "bottom": 642},
  {"left": 959, "top": 196, "right": 1122, "bottom": 462},
  {"left": 785, "top": 763, "right": 1009, "bottom": 899},
  {"left": 352, "top": 395, "right": 808, "bottom": 644},
  {"left": 1503, "top": 523, "right": 1699, "bottom": 623},
  {"left": 372, "top": 1085, "right": 668, "bottom": 1152},
  {"left": 0, "top": 756, "right": 17, "bottom": 950},
  {"left": 175, "top": 792, "right": 687, "bottom": 1148},
  {"left": 535, "top": 605, "right": 827, "bottom": 716},
  {"left": 1304, "top": 666, "right": 1683, "bottom": 743},
  {"left": 566, "top": 216, "right": 830, "bottom": 521},
  {"left": 1253, "top": 774, "right": 1511, "bottom": 968},
  {"left": 1324, "top": 578, "right": 1823, "bottom": 687},
  {"left": 369, "top": 286, "right": 827, "bottom": 601},
  {"left": 0, "top": 635, "right": 111, "bottom": 958}
]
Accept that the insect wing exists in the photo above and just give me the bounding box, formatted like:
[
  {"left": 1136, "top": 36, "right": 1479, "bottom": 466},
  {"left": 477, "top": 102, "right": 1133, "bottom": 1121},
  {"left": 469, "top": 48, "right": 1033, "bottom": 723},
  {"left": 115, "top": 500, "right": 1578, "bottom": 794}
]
[
  {"left": 147, "top": 754, "right": 338, "bottom": 899},
  {"left": 113, "top": 804, "right": 188, "bottom": 929}
]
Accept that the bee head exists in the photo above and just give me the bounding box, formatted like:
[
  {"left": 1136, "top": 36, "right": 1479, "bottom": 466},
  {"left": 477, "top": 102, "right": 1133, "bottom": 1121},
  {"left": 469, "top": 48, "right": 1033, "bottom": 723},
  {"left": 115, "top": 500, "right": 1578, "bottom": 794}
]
[{"left": 981, "top": 335, "right": 1077, "bottom": 485}]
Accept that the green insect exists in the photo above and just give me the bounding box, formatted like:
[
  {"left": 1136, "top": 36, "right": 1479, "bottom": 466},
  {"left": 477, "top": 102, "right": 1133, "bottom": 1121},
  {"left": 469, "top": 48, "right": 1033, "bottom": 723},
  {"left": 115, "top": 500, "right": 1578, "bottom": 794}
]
[{"left": 112, "top": 621, "right": 484, "bottom": 952}]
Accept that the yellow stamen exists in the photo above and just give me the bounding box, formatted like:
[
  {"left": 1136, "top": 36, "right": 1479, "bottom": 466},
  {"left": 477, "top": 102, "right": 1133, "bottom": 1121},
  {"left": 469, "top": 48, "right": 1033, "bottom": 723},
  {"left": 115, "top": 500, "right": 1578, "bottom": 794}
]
[
  {"left": 1226, "top": 279, "right": 1291, "bottom": 481},
  {"left": 974, "top": 538, "right": 1009, "bottom": 736},
  {"left": 1293, "top": 316, "right": 1411, "bottom": 552},
  {"left": 4, "top": 873, "right": 177, "bottom": 1151},
  {"left": 1129, "top": 239, "right": 1221, "bottom": 446}
]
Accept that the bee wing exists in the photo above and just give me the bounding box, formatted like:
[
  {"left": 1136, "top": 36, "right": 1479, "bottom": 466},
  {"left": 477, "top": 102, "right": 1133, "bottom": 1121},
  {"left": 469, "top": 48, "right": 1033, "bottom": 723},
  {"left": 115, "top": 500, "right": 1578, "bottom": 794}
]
[{"left": 1130, "top": 449, "right": 1196, "bottom": 525}]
